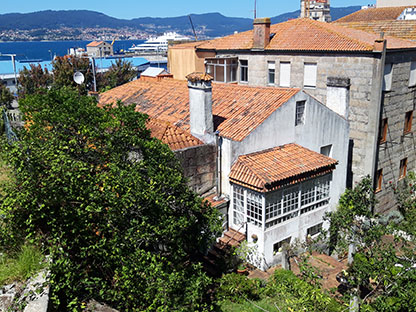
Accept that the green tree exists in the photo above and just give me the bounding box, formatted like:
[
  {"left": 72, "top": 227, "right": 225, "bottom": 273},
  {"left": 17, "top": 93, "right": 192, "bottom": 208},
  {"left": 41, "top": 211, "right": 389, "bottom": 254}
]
[
  {"left": 98, "top": 58, "right": 137, "bottom": 91},
  {"left": 52, "top": 56, "right": 93, "bottom": 95},
  {"left": 0, "top": 87, "right": 221, "bottom": 311},
  {"left": 0, "top": 83, "right": 14, "bottom": 108},
  {"left": 18, "top": 64, "right": 53, "bottom": 97}
]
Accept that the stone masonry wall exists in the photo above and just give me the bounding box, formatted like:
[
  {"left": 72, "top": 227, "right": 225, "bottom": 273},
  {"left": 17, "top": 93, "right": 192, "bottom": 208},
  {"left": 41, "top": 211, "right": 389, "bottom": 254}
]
[
  {"left": 175, "top": 144, "right": 216, "bottom": 195},
  {"left": 376, "top": 51, "right": 416, "bottom": 213}
]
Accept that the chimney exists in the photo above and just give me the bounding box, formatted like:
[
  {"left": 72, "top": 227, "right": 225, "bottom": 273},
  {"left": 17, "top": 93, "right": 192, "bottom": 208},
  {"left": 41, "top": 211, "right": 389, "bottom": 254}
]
[
  {"left": 186, "top": 72, "right": 214, "bottom": 143},
  {"left": 253, "top": 18, "right": 271, "bottom": 50},
  {"left": 326, "top": 77, "right": 351, "bottom": 119}
]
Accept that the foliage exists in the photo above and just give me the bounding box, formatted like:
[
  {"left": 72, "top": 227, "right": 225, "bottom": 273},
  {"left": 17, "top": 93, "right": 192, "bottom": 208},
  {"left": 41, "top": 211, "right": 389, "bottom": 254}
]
[
  {"left": 52, "top": 56, "right": 93, "bottom": 95},
  {"left": 218, "top": 269, "right": 343, "bottom": 312},
  {"left": 97, "top": 58, "right": 137, "bottom": 91},
  {"left": 0, "top": 244, "right": 45, "bottom": 286},
  {"left": 324, "top": 177, "right": 416, "bottom": 311},
  {"left": 0, "top": 87, "right": 221, "bottom": 311},
  {"left": 18, "top": 64, "right": 53, "bottom": 97},
  {"left": 392, "top": 171, "right": 416, "bottom": 233},
  {"left": 0, "top": 83, "right": 14, "bottom": 108}
]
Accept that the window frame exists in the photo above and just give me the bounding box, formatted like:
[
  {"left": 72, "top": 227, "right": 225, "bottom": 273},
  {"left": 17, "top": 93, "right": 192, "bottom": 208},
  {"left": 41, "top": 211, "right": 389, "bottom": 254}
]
[
  {"left": 404, "top": 111, "right": 413, "bottom": 134},
  {"left": 383, "top": 63, "right": 393, "bottom": 91},
  {"left": 303, "top": 62, "right": 317, "bottom": 88},
  {"left": 409, "top": 61, "right": 416, "bottom": 87},
  {"left": 295, "top": 101, "right": 306, "bottom": 126},
  {"left": 320, "top": 144, "right": 332, "bottom": 157},
  {"left": 380, "top": 118, "right": 388, "bottom": 144},
  {"left": 376, "top": 169, "right": 383, "bottom": 193},
  {"left": 205, "top": 58, "right": 238, "bottom": 83},
  {"left": 273, "top": 237, "right": 291, "bottom": 253},
  {"left": 268, "top": 61, "right": 275, "bottom": 85},
  {"left": 239, "top": 59, "right": 248, "bottom": 83},
  {"left": 399, "top": 158, "right": 408, "bottom": 180},
  {"left": 279, "top": 61, "right": 291, "bottom": 87},
  {"left": 307, "top": 223, "right": 323, "bottom": 237}
]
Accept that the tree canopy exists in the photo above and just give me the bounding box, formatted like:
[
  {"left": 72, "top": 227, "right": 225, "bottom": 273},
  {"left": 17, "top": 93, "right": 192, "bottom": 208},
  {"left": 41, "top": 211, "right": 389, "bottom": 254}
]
[{"left": 0, "top": 87, "right": 221, "bottom": 311}]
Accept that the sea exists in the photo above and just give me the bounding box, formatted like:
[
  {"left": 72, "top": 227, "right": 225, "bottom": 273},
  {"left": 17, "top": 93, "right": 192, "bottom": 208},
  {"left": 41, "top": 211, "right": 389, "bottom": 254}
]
[{"left": 0, "top": 40, "right": 145, "bottom": 61}]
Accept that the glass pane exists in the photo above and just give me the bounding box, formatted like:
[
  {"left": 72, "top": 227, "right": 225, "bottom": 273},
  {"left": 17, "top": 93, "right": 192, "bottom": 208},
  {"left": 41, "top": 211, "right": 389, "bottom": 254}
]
[{"left": 216, "top": 65, "right": 224, "bottom": 82}]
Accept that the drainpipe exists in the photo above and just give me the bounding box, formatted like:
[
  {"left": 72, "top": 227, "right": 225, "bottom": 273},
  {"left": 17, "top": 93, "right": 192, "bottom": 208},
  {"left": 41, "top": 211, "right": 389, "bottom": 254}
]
[
  {"left": 215, "top": 130, "right": 222, "bottom": 197},
  {"left": 370, "top": 33, "right": 387, "bottom": 213}
]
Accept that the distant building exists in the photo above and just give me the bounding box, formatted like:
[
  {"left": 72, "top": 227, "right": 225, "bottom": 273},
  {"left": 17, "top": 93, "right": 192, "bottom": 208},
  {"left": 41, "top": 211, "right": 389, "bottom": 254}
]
[
  {"left": 300, "top": 0, "right": 331, "bottom": 22},
  {"left": 377, "top": 0, "right": 416, "bottom": 7},
  {"left": 86, "top": 41, "right": 114, "bottom": 57}
]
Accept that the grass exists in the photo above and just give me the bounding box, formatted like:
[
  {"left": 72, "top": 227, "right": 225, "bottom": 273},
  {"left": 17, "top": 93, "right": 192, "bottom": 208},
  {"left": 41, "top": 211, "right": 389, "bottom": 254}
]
[{"left": 0, "top": 244, "right": 45, "bottom": 286}]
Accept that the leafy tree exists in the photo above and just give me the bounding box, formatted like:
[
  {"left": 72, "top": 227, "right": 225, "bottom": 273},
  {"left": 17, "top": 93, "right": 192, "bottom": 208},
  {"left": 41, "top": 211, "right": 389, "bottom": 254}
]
[
  {"left": 98, "top": 58, "right": 137, "bottom": 91},
  {"left": 52, "top": 56, "right": 93, "bottom": 95},
  {"left": 0, "top": 83, "right": 14, "bottom": 108},
  {"left": 0, "top": 87, "right": 221, "bottom": 311},
  {"left": 17, "top": 64, "right": 53, "bottom": 97},
  {"left": 325, "top": 177, "right": 416, "bottom": 311}
]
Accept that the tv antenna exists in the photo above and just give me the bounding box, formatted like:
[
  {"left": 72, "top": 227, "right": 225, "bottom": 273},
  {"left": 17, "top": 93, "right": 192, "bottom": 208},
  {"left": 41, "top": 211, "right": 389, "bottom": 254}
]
[
  {"left": 254, "top": 0, "right": 257, "bottom": 19},
  {"left": 73, "top": 71, "right": 85, "bottom": 85}
]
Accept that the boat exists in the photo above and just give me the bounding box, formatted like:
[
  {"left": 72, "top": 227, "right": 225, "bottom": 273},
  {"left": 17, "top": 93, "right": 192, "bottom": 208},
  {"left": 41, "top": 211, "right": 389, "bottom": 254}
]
[{"left": 129, "top": 32, "right": 191, "bottom": 53}]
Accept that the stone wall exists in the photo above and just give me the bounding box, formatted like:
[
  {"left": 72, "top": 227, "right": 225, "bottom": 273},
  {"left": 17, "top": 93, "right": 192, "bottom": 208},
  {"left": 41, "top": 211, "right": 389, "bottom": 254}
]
[
  {"left": 175, "top": 144, "right": 216, "bottom": 195},
  {"left": 376, "top": 51, "right": 416, "bottom": 213}
]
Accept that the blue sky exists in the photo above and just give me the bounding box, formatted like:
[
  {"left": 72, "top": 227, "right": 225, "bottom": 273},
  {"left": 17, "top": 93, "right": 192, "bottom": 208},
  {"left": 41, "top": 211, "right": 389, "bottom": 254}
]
[{"left": 0, "top": 0, "right": 376, "bottom": 19}]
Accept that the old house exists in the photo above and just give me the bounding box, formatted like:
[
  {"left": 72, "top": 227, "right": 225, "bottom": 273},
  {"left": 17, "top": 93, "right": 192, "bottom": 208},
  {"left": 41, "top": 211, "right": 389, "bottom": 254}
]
[
  {"left": 99, "top": 73, "right": 349, "bottom": 268},
  {"left": 86, "top": 41, "right": 114, "bottom": 57},
  {"left": 168, "top": 17, "right": 416, "bottom": 213}
]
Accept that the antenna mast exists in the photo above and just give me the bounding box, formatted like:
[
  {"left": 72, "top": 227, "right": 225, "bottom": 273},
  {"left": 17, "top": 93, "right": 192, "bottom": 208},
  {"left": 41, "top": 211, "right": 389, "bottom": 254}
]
[
  {"left": 188, "top": 15, "right": 198, "bottom": 41},
  {"left": 254, "top": 0, "right": 257, "bottom": 19}
]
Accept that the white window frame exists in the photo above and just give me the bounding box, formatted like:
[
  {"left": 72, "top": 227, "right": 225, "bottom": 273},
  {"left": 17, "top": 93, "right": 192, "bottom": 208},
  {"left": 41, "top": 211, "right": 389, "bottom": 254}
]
[
  {"left": 240, "top": 59, "right": 248, "bottom": 83},
  {"left": 320, "top": 144, "right": 332, "bottom": 157},
  {"left": 268, "top": 61, "right": 275, "bottom": 85},
  {"left": 279, "top": 61, "right": 291, "bottom": 87},
  {"left": 409, "top": 61, "right": 416, "bottom": 87},
  {"left": 383, "top": 63, "right": 393, "bottom": 91},
  {"left": 295, "top": 101, "right": 306, "bottom": 126},
  {"left": 303, "top": 62, "right": 317, "bottom": 88}
]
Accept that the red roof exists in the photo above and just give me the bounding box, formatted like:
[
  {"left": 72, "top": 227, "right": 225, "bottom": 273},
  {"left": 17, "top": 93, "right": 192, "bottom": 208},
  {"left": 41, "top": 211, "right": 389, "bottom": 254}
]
[
  {"left": 335, "top": 6, "right": 411, "bottom": 23},
  {"left": 87, "top": 41, "right": 106, "bottom": 47},
  {"left": 175, "top": 18, "right": 416, "bottom": 52},
  {"left": 229, "top": 143, "right": 338, "bottom": 192},
  {"left": 99, "top": 79, "right": 299, "bottom": 142}
]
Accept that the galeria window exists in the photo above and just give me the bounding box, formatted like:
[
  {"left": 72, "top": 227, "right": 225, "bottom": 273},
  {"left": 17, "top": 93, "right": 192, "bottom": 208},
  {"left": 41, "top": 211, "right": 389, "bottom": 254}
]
[{"left": 206, "top": 58, "right": 237, "bottom": 83}]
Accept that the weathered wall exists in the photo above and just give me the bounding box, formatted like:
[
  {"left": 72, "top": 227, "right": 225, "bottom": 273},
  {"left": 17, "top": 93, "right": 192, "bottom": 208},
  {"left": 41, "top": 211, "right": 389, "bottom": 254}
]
[
  {"left": 376, "top": 51, "right": 416, "bottom": 213},
  {"left": 175, "top": 144, "right": 216, "bottom": 195},
  {"left": 168, "top": 47, "right": 214, "bottom": 80}
]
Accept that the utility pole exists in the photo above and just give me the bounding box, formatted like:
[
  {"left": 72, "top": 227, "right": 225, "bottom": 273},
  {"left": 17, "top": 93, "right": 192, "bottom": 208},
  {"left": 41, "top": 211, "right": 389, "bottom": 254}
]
[
  {"left": 254, "top": 0, "right": 257, "bottom": 19},
  {"left": 91, "top": 57, "right": 97, "bottom": 92}
]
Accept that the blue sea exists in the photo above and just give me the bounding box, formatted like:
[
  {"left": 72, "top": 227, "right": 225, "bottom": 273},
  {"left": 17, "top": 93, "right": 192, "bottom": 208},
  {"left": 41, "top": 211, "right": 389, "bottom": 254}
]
[{"left": 0, "top": 40, "right": 145, "bottom": 61}]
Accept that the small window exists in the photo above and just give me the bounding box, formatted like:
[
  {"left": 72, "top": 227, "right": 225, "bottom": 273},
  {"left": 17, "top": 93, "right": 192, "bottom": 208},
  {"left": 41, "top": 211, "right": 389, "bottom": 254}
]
[
  {"left": 240, "top": 60, "right": 248, "bottom": 82},
  {"left": 399, "top": 158, "right": 408, "bottom": 179},
  {"left": 376, "top": 169, "right": 383, "bottom": 192},
  {"left": 304, "top": 63, "right": 317, "bottom": 88},
  {"left": 268, "top": 61, "right": 275, "bottom": 85},
  {"left": 273, "top": 237, "right": 291, "bottom": 253},
  {"left": 307, "top": 223, "right": 323, "bottom": 237},
  {"left": 320, "top": 145, "right": 332, "bottom": 157},
  {"left": 380, "top": 118, "right": 388, "bottom": 143},
  {"left": 279, "top": 62, "right": 291, "bottom": 87},
  {"left": 295, "top": 101, "right": 306, "bottom": 126},
  {"left": 383, "top": 63, "right": 393, "bottom": 91},
  {"left": 404, "top": 111, "right": 413, "bottom": 134},
  {"left": 409, "top": 61, "right": 416, "bottom": 87}
]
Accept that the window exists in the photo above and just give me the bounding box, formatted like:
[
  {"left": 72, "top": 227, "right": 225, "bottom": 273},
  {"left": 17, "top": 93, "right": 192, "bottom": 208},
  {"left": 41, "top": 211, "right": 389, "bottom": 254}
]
[
  {"left": 380, "top": 118, "right": 388, "bottom": 143},
  {"left": 247, "top": 191, "right": 263, "bottom": 227},
  {"left": 279, "top": 62, "right": 291, "bottom": 87},
  {"left": 240, "top": 60, "right": 248, "bottom": 82},
  {"left": 376, "top": 169, "right": 383, "bottom": 192},
  {"left": 307, "top": 223, "right": 323, "bottom": 237},
  {"left": 295, "top": 101, "right": 306, "bottom": 126},
  {"left": 404, "top": 111, "right": 413, "bottom": 134},
  {"left": 409, "top": 61, "right": 416, "bottom": 87},
  {"left": 399, "top": 158, "right": 408, "bottom": 179},
  {"left": 383, "top": 63, "right": 393, "bottom": 91},
  {"left": 233, "top": 186, "right": 245, "bottom": 226},
  {"left": 320, "top": 145, "right": 332, "bottom": 157},
  {"left": 273, "top": 237, "right": 291, "bottom": 253},
  {"left": 303, "top": 63, "right": 317, "bottom": 88},
  {"left": 268, "top": 61, "right": 275, "bottom": 85},
  {"left": 206, "top": 58, "right": 237, "bottom": 83}
]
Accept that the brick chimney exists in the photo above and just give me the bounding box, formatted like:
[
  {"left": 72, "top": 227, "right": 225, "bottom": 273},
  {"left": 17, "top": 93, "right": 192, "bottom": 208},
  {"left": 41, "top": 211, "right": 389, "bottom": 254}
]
[
  {"left": 186, "top": 72, "right": 214, "bottom": 143},
  {"left": 253, "top": 18, "right": 271, "bottom": 50}
]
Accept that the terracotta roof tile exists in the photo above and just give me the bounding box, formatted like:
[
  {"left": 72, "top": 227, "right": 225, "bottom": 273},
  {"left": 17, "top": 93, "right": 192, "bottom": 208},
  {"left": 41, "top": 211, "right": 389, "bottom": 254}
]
[
  {"left": 87, "top": 41, "right": 105, "bottom": 47},
  {"left": 229, "top": 143, "right": 338, "bottom": 192},
  {"left": 99, "top": 79, "right": 299, "bottom": 142},
  {"left": 204, "top": 194, "right": 228, "bottom": 208},
  {"left": 336, "top": 20, "right": 416, "bottom": 41},
  {"left": 335, "top": 6, "right": 411, "bottom": 23},
  {"left": 195, "top": 18, "right": 416, "bottom": 51},
  {"left": 146, "top": 118, "right": 203, "bottom": 151}
]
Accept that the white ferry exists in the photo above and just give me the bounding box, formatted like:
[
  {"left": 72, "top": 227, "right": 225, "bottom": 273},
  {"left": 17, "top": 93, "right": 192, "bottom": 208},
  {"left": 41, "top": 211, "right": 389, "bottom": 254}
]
[{"left": 129, "top": 32, "right": 191, "bottom": 52}]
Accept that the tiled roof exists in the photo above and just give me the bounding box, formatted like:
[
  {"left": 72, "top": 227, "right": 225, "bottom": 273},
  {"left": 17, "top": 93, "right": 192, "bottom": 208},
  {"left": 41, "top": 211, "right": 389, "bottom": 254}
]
[
  {"left": 87, "top": 41, "right": 106, "bottom": 47},
  {"left": 194, "top": 18, "right": 416, "bottom": 51},
  {"left": 204, "top": 194, "right": 228, "bottom": 208},
  {"left": 146, "top": 118, "right": 203, "bottom": 151},
  {"left": 336, "top": 20, "right": 416, "bottom": 41},
  {"left": 229, "top": 143, "right": 338, "bottom": 192},
  {"left": 335, "top": 6, "right": 410, "bottom": 23},
  {"left": 99, "top": 79, "right": 299, "bottom": 142}
]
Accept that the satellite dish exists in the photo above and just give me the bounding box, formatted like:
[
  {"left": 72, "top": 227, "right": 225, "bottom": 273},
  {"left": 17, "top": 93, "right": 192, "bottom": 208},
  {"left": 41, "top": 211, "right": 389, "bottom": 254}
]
[{"left": 73, "top": 71, "right": 85, "bottom": 85}]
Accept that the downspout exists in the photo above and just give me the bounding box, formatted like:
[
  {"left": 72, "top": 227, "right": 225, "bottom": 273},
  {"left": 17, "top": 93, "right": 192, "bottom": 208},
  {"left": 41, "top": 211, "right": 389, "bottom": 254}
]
[
  {"left": 215, "top": 130, "right": 222, "bottom": 197},
  {"left": 371, "top": 34, "right": 387, "bottom": 213}
]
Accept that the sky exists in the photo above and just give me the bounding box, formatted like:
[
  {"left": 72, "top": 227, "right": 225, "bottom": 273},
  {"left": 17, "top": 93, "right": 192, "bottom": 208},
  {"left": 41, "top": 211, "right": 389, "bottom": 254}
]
[{"left": 0, "top": 0, "right": 376, "bottom": 19}]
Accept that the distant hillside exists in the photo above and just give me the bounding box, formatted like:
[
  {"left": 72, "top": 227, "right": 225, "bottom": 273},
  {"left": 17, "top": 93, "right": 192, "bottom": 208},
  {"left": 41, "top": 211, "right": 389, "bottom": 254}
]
[{"left": 0, "top": 7, "right": 362, "bottom": 38}]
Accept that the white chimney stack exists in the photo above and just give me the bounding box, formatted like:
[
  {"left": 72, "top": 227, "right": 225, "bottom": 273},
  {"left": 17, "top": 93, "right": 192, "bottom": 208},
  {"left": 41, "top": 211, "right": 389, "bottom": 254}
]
[{"left": 186, "top": 72, "right": 214, "bottom": 143}]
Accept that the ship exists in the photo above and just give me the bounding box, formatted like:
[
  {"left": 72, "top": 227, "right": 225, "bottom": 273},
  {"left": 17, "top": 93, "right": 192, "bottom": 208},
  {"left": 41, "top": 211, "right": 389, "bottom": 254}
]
[{"left": 129, "top": 32, "right": 191, "bottom": 52}]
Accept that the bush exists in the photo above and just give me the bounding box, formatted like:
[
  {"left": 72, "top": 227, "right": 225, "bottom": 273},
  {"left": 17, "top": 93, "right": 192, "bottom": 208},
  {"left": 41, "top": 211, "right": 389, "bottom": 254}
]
[{"left": 216, "top": 273, "right": 262, "bottom": 303}]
